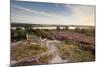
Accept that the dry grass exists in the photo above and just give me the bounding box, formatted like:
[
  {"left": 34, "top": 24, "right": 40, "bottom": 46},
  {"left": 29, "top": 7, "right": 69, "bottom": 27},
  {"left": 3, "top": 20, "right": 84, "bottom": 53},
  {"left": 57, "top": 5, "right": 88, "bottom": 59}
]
[
  {"left": 57, "top": 43, "right": 95, "bottom": 63},
  {"left": 38, "top": 54, "right": 54, "bottom": 64},
  {"left": 11, "top": 41, "right": 48, "bottom": 61}
]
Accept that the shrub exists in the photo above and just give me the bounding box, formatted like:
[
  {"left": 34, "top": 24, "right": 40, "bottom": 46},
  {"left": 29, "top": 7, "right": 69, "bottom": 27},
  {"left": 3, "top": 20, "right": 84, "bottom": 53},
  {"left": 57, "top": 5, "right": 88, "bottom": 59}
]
[{"left": 11, "top": 28, "right": 26, "bottom": 42}]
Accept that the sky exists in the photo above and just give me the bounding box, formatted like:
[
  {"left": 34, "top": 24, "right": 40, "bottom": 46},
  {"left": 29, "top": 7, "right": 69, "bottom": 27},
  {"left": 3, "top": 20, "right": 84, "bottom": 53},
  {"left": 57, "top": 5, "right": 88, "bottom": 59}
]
[{"left": 11, "top": 0, "right": 95, "bottom": 26}]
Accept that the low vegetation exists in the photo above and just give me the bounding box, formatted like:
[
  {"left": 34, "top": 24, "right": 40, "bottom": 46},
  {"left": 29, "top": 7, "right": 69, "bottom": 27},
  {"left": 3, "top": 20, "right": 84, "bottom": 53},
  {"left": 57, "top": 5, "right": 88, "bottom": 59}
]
[
  {"left": 38, "top": 54, "right": 54, "bottom": 64},
  {"left": 11, "top": 41, "right": 48, "bottom": 61},
  {"left": 57, "top": 43, "right": 95, "bottom": 63},
  {"left": 11, "top": 25, "right": 95, "bottom": 65}
]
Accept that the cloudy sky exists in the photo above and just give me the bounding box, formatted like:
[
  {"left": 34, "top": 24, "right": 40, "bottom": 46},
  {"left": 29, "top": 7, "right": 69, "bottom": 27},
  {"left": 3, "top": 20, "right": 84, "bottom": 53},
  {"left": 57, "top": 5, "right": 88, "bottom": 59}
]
[{"left": 11, "top": 0, "right": 95, "bottom": 26}]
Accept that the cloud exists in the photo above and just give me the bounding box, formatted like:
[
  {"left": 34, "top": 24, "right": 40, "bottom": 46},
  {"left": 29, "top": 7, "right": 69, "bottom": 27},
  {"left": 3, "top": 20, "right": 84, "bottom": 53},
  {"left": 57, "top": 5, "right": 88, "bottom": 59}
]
[
  {"left": 65, "top": 5, "right": 95, "bottom": 26},
  {"left": 11, "top": 4, "right": 71, "bottom": 23},
  {"left": 11, "top": 3, "right": 95, "bottom": 26},
  {"left": 11, "top": 4, "right": 50, "bottom": 17}
]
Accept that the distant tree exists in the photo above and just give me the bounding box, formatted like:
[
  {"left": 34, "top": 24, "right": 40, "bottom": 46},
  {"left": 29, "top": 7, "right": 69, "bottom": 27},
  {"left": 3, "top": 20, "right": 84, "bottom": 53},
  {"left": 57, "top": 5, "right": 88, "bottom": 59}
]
[
  {"left": 33, "top": 29, "right": 41, "bottom": 37},
  {"left": 65, "top": 26, "right": 68, "bottom": 30},
  {"left": 16, "top": 27, "right": 26, "bottom": 40},
  {"left": 75, "top": 27, "right": 80, "bottom": 33},
  {"left": 16, "top": 27, "right": 22, "bottom": 31},
  {"left": 56, "top": 26, "right": 60, "bottom": 31},
  {"left": 25, "top": 26, "right": 33, "bottom": 34},
  {"left": 44, "top": 29, "right": 49, "bottom": 31}
]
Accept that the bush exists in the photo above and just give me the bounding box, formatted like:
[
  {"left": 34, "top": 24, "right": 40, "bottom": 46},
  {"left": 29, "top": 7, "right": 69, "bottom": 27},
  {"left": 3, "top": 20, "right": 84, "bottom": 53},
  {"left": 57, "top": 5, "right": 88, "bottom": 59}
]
[
  {"left": 11, "top": 28, "right": 26, "bottom": 42},
  {"left": 74, "top": 27, "right": 95, "bottom": 37},
  {"left": 25, "top": 26, "right": 33, "bottom": 35},
  {"left": 33, "top": 29, "right": 48, "bottom": 38}
]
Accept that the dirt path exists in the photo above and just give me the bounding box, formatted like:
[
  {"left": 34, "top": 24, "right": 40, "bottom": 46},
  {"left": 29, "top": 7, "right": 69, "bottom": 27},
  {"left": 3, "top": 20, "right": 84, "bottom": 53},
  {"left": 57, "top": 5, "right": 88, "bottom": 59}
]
[
  {"left": 11, "top": 41, "right": 23, "bottom": 47},
  {"left": 11, "top": 40, "right": 68, "bottom": 65},
  {"left": 46, "top": 40, "right": 68, "bottom": 64}
]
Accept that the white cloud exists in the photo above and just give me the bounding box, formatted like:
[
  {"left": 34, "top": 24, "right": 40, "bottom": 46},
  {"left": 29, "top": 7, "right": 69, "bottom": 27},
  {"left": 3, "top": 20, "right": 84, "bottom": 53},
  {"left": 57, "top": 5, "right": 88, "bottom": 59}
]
[
  {"left": 11, "top": 4, "right": 71, "bottom": 24},
  {"left": 11, "top": 4, "right": 95, "bottom": 26},
  {"left": 65, "top": 5, "right": 95, "bottom": 26}
]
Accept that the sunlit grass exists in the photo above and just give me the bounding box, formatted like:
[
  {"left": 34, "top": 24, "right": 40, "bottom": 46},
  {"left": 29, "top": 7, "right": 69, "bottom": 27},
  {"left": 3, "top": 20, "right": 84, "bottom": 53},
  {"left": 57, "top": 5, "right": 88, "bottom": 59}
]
[
  {"left": 11, "top": 41, "right": 48, "bottom": 61},
  {"left": 57, "top": 43, "right": 95, "bottom": 63},
  {"left": 38, "top": 54, "right": 54, "bottom": 64}
]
